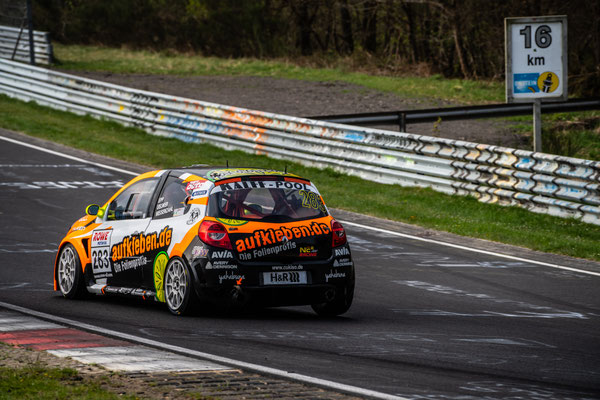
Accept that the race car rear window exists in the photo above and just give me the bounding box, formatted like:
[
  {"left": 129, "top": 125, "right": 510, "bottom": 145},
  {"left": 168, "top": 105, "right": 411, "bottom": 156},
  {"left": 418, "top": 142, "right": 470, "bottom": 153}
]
[{"left": 207, "top": 180, "right": 327, "bottom": 222}]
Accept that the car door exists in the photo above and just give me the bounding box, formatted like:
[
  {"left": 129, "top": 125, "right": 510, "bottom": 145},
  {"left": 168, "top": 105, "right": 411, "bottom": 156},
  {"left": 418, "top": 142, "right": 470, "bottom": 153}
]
[
  {"left": 90, "top": 176, "right": 161, "bottom": 288},
  {"left": 141, "top": 174, "right": 196, "bottom": 291}
]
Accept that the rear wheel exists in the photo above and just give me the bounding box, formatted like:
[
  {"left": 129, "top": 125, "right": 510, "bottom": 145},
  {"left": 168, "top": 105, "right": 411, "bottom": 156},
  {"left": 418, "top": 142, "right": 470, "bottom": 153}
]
[
  {"left": 164, "top": 257, "right": 197, "bottom": 315},
  {"left": 57, "top": 244, "right": 86, "bottom": 299},
  {"left": 311, "top": 278, "right": 355, "bottom": 317}
]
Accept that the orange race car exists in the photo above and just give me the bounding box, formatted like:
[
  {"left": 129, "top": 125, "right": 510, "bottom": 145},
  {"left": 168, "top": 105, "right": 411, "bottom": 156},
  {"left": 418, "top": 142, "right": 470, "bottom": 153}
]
[{"left": 54, "top": 167, "right": 355, "bottom": 316}]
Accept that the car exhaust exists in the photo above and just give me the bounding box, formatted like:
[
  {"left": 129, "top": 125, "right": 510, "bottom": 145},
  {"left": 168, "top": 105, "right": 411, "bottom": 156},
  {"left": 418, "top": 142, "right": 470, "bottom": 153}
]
[{"left": 231, "top": 285, "right": 247, "bottom": 305}]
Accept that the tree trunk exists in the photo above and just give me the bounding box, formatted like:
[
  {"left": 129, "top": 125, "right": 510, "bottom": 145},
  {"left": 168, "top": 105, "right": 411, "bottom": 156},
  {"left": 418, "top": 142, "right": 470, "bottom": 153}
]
[{"left": 339, "top": 0, "right": 354, "bottom": 54}]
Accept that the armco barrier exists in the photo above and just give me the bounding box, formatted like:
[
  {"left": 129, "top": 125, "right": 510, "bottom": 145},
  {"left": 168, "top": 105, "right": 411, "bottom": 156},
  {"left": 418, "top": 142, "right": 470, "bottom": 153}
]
[
  {"left": 1, "top": 58, "right": 598, "bottom": 224},
  {"left": 0, "top": 25, "right": 53, "bottom": 65}
]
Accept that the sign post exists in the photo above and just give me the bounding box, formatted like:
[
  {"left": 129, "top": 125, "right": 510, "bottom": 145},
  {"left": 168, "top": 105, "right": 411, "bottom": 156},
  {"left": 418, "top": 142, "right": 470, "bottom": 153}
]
[{"left": 505, "top": 15, "right": 567, "bottom": 152}]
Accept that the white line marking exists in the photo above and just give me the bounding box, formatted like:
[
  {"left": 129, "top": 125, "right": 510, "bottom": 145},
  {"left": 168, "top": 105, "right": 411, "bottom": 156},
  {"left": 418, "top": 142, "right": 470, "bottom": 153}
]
[
  {"left": 0, "top": 135, "right": 137, "bottom": 176},
  {"left": 2, "top": 133, "right": 598, "bottom": 277},
  {"left": 0, "top": 314, "right": 63, "bottom": 331},
  {"left": 340, "top": 220, "right": 600, "bottom": 277},
  {"left": 0, "top": 302, "right": 407, "bottom": 400}
]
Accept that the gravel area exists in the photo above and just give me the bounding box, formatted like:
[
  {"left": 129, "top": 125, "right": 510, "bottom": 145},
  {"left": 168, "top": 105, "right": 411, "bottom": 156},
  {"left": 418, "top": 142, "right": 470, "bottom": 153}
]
[{"left": 63, "top": 70, "right": 526, "bottom": 149}]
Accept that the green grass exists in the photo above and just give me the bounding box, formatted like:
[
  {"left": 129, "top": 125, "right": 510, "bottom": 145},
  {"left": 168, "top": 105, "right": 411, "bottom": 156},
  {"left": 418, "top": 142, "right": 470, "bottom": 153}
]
[
  {"left": 1, "top": 94, "right": 599, "bottom": 261},
  {"left": 54, "top": 44, "right": 504, "bottom": 104},
  {"left": 0, "top": 365, "right": 136, "bottom": 400},
  {"left": 507, "top": 111, "right": 600, "bottom": 160}
]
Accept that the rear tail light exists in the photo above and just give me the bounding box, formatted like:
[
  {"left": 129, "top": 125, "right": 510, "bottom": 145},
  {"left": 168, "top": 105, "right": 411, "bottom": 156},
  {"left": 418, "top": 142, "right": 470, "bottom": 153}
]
[
  {"left": 198, "top": 220, "right": 232, "bottom": 249},
  {"left": 331, "top": 220, "right": 347, "bottom": 247}
]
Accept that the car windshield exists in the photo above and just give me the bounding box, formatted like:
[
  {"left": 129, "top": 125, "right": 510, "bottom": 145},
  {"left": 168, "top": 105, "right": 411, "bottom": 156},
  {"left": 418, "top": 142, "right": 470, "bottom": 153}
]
[{"left": 208, "top": 181, "right": 327, "bottom": 222}]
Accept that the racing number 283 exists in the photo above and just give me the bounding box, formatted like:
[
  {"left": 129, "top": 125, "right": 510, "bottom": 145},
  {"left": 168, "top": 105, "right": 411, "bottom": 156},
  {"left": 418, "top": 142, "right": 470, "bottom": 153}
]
[
  {"left": 91, "top": 248, "right": 111, "bottom": 274},
  {"left": 299, "top": 190, "right": 326, "bottom": 212}
]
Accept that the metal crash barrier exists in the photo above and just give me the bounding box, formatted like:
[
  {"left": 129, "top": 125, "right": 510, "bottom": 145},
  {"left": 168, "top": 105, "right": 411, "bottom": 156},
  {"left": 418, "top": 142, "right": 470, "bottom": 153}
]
[
  {"left": 0, "top": 58, "right": 598, "bottom": 224},
  {"left": 0, "top": 25, "right": 53, "bottom": 65}
]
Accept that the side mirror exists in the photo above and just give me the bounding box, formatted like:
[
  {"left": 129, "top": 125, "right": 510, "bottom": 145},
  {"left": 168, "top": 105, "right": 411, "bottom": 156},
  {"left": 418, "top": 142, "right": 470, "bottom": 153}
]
[{"left": 86, "top": 204, "right": 100, "bottom": 216}]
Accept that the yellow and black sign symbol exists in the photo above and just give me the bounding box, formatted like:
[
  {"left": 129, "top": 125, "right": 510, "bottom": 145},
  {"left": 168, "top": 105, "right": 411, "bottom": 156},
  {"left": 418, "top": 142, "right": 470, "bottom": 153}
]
[{"left": 537, "top": 72, "right": 559, "bottom": 93}]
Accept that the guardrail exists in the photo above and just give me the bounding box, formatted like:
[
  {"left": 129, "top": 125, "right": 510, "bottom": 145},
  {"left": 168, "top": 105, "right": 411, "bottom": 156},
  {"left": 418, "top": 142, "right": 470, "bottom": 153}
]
[
  {"left": 0, "top": 58, "right": 598, "bottom": 224},
  {"left": 309, "top": 98, "right": 600, "bottom": 131},
  {"left": 0, "top": 25, "right": 53, "bottom": 65}
]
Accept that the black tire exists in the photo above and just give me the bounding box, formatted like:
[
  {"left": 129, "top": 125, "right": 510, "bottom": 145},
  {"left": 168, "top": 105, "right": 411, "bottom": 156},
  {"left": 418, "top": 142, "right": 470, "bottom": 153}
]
[
  {"left": 311, "top": 278, "right": 355, "bottom": 317},
  {"left": 164, "top": 257, "right": 197, "bottom": 315},
  {"left": 56, "top": 243, "right": 86, "bottom": 299}
]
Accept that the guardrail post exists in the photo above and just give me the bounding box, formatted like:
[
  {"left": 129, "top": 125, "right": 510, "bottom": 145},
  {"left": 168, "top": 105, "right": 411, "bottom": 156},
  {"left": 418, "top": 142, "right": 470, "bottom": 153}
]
[
  {"left": 26, "top": 0, "right": 35, "bottom": 65},
  {"left": 533, "top": 99, "right": 542, "bottom": 152},
  {"left": 398, "top": 112, "right": 406, "bottom": 132}
]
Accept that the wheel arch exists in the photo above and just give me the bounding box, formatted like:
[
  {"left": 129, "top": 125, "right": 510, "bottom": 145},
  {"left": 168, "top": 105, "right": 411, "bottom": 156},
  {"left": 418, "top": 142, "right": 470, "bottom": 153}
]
[{"left": 53, "top": 239, "right": 89, "bottom": 291}]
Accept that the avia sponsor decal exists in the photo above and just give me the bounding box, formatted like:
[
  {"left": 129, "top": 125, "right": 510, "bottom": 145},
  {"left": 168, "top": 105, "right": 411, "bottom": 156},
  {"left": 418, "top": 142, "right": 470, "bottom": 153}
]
[
  {"left": 153, "top": 251, "right": 168, "bottom": 303},
  {"left": 333, "top": 258, "right": 353, "bottom": 268},
  {"left": 191, "top": 246, "right": 209, "bottom": 259},
  {"left": 239, "top": 241, "right": 297, "bottom": 261},
  {"left": 299, "top": 246, "right": 318, "bottom": 257},
  {"left": 334, "top": 247, "right": 350, "bottom": 257},
  {"left": 113, "top": 255, "right": 148, "bottom": 273},
  {"left": 205, "top": 261, "right": 238, "bottom": 270},
  {"left": 218, "top": 271, "right": 245, "bottom": 284},
  {"left": 92, "top": 230, "right": 112, "bottom": 247},
  {"left": 211, "top": 250, "right": 233, "bottom": 259},
  {"left": 235, "top": 222, "right": 330, "bottom": 252},
  {"left": 216, "top": 218, "right": 248, "bottom": 226},
  {"left": 325, "top": 270, "right": 347, "bottom": 282},
  {"left": 111, "top": 226, "right": 172, "bottom": 262}
]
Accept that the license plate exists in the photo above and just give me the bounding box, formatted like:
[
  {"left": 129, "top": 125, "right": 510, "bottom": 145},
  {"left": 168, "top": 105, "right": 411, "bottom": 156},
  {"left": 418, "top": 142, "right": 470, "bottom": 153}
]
[{"left": 262, "top": 271, "right": 307, "bottom": 285}]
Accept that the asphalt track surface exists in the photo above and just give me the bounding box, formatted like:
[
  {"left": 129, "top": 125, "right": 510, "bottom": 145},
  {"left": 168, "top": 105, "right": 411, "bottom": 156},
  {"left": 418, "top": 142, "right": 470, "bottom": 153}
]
[{"left": 1, "top": 129, "right": 599, "bottom": 400}]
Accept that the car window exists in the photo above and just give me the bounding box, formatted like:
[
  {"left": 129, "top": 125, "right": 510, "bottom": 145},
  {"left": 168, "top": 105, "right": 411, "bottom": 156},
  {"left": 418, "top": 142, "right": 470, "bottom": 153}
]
[
  {"left": 208, "top": 183, "right": 327, "bottom": 222},
  {"left": 154, "top": 176, "right": 191, "bottom": 219},
  {"left": 107, "top": 178, "right": 158, "bottom": 221}
]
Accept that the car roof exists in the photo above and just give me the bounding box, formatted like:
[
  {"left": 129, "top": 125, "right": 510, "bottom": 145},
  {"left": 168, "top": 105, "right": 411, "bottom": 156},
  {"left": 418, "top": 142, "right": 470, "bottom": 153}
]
[{"left": 172, "top": 166, "right": 310, "bottom": 183}]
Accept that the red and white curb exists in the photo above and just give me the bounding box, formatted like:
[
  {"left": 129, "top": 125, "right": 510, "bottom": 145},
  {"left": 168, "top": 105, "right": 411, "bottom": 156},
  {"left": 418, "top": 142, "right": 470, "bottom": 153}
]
[{"left": 0, "top": 311, "right": 229, "bottom": 373}]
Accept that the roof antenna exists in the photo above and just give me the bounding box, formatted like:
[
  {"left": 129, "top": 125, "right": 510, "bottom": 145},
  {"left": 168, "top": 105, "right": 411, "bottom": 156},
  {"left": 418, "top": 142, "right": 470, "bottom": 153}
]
[{"left": 284, "top": 165, "right": 287, "bottom": 174}]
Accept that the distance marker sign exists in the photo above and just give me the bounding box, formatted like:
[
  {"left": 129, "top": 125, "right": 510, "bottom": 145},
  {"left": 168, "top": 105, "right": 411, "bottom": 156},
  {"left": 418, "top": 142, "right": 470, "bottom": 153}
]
[{"left": 505, "top": 15, "right": 567, "bottom": 102}]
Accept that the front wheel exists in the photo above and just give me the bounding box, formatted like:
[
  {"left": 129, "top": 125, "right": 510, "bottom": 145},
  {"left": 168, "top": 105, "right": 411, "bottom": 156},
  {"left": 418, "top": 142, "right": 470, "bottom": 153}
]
[
  {"left": 311, "top": 279, "right": 355, "bottom": 317},
  {"left": 57, "top": 243, "right": 86, "bottom": 299},
  {"left": 164, "top": 257, "right": 197, "bottom": 315}
]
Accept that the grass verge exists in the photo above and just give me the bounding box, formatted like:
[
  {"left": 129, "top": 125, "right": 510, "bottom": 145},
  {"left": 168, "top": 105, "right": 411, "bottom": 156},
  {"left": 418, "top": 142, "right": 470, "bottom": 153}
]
[
  {"left": 1, "top": 94, "right": 598, "bottom": 261},
  {"left": 53, "top": 44, "right": 504, "bottom": 104},
  {"left": 0, "top": 365, "right": 135, "bottom": 400}
]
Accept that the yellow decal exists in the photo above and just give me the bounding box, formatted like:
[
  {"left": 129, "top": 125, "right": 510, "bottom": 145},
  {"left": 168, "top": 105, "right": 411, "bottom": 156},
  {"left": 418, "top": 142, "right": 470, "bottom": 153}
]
[
  {"left": 153, "top": 252, "right": 168, "bottom": 302},
  {"left": 537, "top": 72, "right": 559, "bottom": 93},
  {"left": 216, "top": 218, "right": 248, "bottom": 226}
]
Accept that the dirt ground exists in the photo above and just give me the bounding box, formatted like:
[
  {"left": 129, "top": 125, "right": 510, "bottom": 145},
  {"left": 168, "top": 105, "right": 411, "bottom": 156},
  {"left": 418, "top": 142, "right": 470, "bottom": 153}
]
[{"left": 64, "top": 70, "right": 527, "bottom": 149}]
